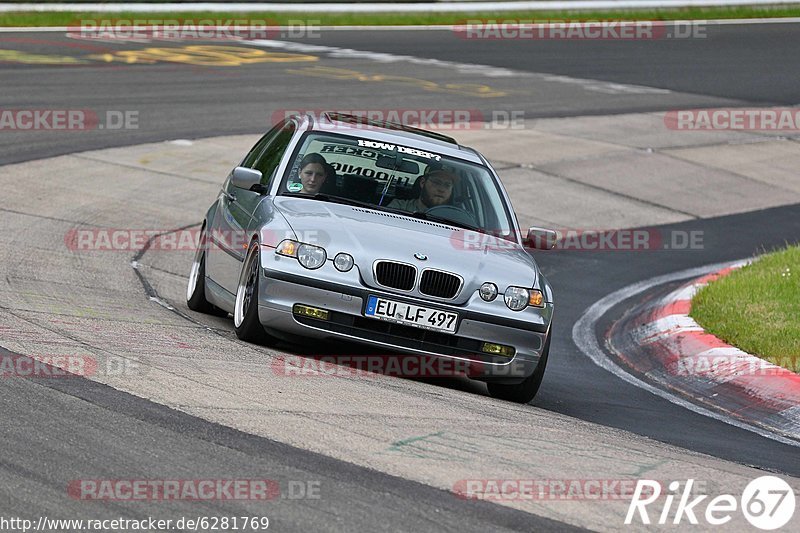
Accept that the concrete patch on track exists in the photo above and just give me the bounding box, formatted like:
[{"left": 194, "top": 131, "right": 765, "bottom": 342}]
[
  {"left": 452, "top": 112, "right": 800, "bottom": 229},
  {"left": 2, "top": 113, "right": 800, "bottom": 530}
]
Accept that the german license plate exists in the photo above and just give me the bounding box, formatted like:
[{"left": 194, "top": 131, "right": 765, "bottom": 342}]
[{"left": 365, "top": 295, "right": 458, "bottom": 333}]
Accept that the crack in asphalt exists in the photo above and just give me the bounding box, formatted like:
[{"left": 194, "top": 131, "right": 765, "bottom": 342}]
[
  {"left": 0, "top": 206, "right": 88, "bottom": 225},
  {"left": 497, "top": 161, "right": 700, "bottom": 220},
  {"left": 658, "top": 147, "right": 800, "bottom": 197},
  {"left": 71, "top": 153, "right": 222, "bottom": 184}
]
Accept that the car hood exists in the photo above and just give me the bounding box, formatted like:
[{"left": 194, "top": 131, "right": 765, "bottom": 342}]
[{"left": 272, "top": 197, "right": 539, "bottom": 304}]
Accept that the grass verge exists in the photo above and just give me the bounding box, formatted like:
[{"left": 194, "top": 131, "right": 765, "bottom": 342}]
[
  {"left": 691, "top": 245, "right": 800, "bottom": 372},
  {"left": 2, "top": 7, "right": 800, "bottom": 27}
]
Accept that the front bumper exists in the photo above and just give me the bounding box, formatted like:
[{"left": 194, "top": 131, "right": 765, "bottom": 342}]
[{"left": 257, "top": 266, "right": 552, "bottom": 383}]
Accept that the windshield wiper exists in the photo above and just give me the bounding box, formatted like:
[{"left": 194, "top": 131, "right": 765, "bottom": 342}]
[
  {"left": 282, "top": 192, "right": 399, "bottom": 213},
  {"left": 405, "top": 211, "right": 481, "bottom": 233},
  {"left": 281, "top": 193, "right": 482, "bottom": 232},
  {"left": 282, "top": 192, "right": 371, "bottom": 208}
]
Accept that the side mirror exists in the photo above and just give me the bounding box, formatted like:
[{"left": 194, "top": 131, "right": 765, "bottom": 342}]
[
  {"left": 526, "top": 227, "right": 560, "bottom": 250},
  {"left": 231, "top": 166, "right": 263, "bottom": 192}
]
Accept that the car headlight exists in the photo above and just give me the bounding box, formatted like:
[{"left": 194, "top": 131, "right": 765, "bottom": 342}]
[
  {"left": 504, "top": 286, "right": 530, "bottom": 311},
  {"left": 333, "top": 252, "right": 354, "bottom": 272},
  {"left": 479, "top": 282, "right": 498, "bottom": 302},
  {"left": 276, "top": 239, "right": 327, "bottom": 270},
  {"left": 297, "top": 243, "right": 326, "bottom": 270}
]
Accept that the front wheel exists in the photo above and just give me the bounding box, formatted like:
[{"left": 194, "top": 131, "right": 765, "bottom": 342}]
[
  {"left": 234, "top": 241, "right": 275, "bottom": 345},
  {"left": 487, "top": 333, "right": 550, "bottom": 404}
]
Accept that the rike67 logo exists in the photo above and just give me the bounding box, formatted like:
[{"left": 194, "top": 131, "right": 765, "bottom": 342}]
[{"left": 626, "top": 477, "right": 795, "bottom": 530}]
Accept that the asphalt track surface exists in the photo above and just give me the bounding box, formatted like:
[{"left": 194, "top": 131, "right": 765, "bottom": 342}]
[
  {"left": 0, "top": 348, "right": 577, "bottom": 532},
  {"left": 1, "top": 24, "right": 799, "bottom": 530},
  {"left": 4, "top": 22, "right": 799, "bottom": 165},
  {"left": 297, "top": 23, "right": 800, "bottom": 104}
]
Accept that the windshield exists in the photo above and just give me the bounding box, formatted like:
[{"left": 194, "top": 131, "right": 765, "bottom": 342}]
[{"left": 279, "top": 132, "right": 516, "bottom": 238}]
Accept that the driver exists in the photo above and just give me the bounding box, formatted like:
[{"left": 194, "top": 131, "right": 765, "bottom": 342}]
[{"left": 388, "top": 170, "right": 457, "bottom": 212}]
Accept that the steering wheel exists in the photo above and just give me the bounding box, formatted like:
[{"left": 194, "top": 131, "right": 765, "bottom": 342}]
[{"left": 424, "top": 205, "right": 479, "bottom": 229}]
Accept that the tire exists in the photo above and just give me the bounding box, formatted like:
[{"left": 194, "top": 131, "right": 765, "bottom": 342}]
[
  {"left": 187, "top": 225, "right": 228, "bottom": 317},
  {"left": 233, "top": 241, "right": 275, "bottom": 344},
  {"left": 487, "top": 332, "right": 550, "bottom": 404}
]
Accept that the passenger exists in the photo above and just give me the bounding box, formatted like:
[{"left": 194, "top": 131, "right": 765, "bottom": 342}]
[
  {"left": 388, "top": 170, "right": 457, "bottom": 212},
  {"left": 295, "top": 153, "right": 328, "bottom": 195}
]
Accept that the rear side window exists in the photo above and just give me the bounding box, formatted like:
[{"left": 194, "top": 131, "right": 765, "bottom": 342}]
[
  {"left": 241, "top": 121, "right": 285, "bottom": 168},
  {"left": 254, "top": 121, "right": 296, "bottom": 186}
]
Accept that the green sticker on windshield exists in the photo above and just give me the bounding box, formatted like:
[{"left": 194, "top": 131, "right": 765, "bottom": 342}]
[{"left": 287, "top": 182, "right": 303, "bottom": 192}]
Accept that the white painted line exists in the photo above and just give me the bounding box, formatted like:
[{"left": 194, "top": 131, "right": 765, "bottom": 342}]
[
  {"left": 1, "top": 2, "right": 800, "bottom": 14},
  {"left": 245, "top": 38, "right": 671, "bottom": 94},
  {"left": 572, "top": 259, "right": 800, "bottom": 448},
  {"left": 780, "top": 406, "right": 800, "bottom": 432},
  {"left": 630, "top": 316, "right": 703, "bottom": 344},
  {"left": 696, "top": 346, "right": 750, "bottom": 357},
  {"left": 667, "top": 282, "right": 700, "bottom": 302},
  {"left": 646, "top": 314, "right": 704, "bottom": 334}
]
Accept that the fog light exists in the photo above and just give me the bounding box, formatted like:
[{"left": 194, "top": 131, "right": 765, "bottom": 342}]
[
  {"left": 293, "top": 304, "right": 329, "bottom": 320},
  {"left": 481, "top": 342, "right": 515, "bottom": 357}
]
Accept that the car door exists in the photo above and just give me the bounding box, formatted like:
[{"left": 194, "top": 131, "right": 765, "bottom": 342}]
[{"left": 207, "top": 120, "right": 296, "bottom": 294}]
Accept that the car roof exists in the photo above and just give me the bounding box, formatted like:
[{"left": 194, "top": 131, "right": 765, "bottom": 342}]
[{"left": 299, "top": 112, "right": 485, "bottom": 165}]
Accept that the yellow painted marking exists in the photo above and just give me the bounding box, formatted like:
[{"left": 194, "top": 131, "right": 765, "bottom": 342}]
[
  {"left": 88, "top": 45, "right": 318, "bottom": 67},
  {"left": 0, "top": 49, "right": 88, "bottom": 65},
  {"left": 442, "top": 83, "right": 509, "bottom": 98}
]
